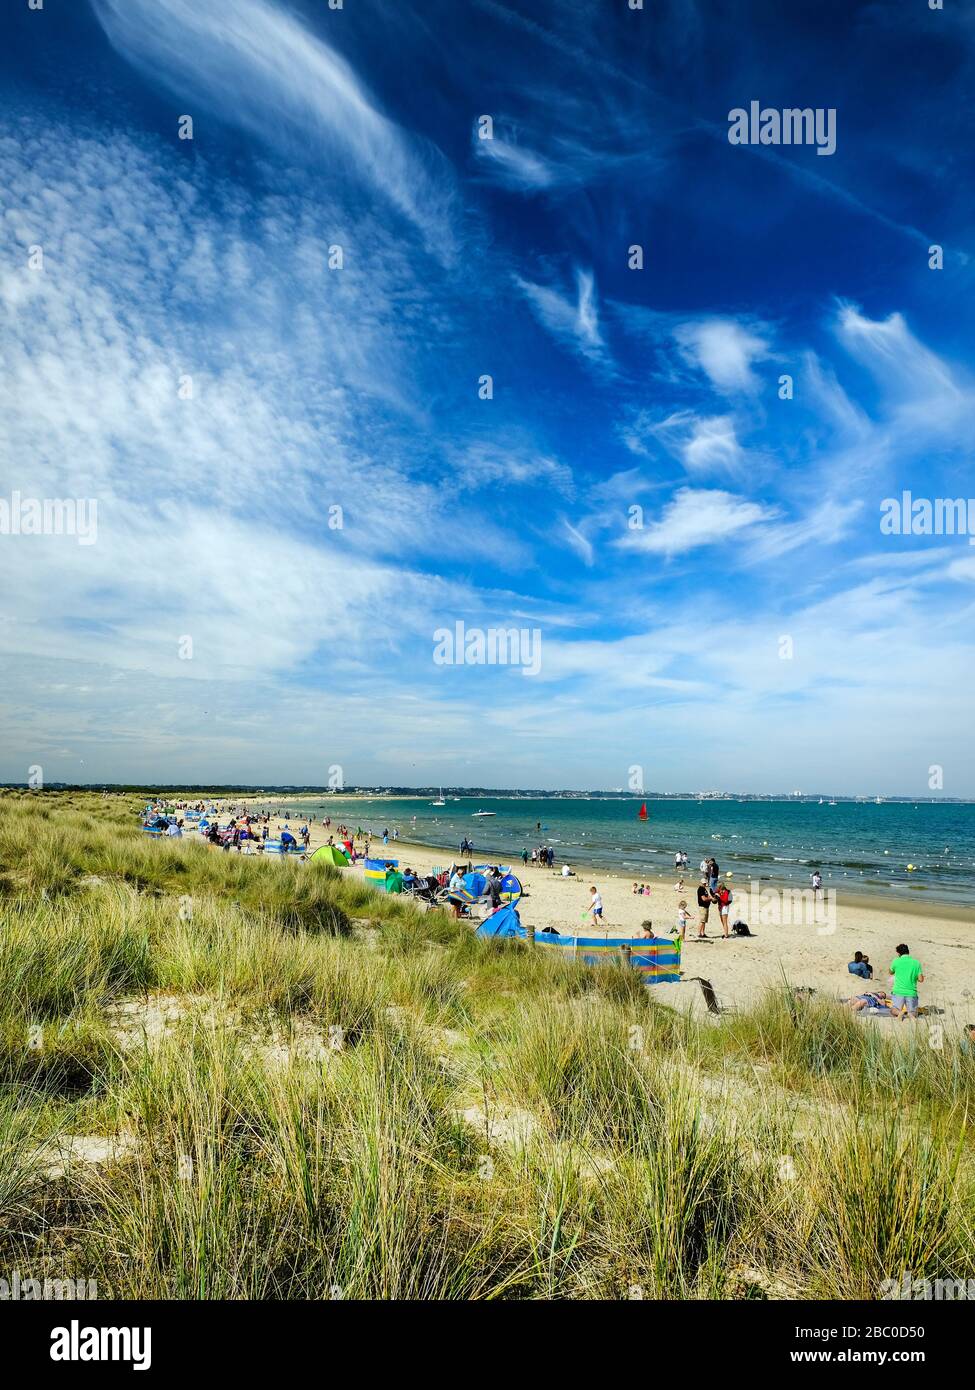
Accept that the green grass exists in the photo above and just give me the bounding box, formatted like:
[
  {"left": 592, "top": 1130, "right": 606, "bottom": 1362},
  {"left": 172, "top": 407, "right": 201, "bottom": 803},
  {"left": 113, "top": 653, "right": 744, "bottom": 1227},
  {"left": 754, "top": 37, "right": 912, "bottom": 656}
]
[{"left": 0, "top": 788, "right": 973, "bottom": 1299}]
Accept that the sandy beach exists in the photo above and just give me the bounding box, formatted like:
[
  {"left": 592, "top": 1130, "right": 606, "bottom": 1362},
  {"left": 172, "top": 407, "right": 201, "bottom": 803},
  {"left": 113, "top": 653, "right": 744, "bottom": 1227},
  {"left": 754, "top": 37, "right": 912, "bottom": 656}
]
[{"left": 212, "top": 807, "right": 975, "bottom": 1024}]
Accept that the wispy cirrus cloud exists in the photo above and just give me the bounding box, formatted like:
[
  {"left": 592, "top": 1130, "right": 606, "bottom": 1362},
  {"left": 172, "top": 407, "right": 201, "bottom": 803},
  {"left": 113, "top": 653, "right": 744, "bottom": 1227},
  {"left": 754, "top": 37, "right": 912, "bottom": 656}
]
[
  {"left": 91, "top": 0, "right": 456, "bottom": 254},
  {"left": 615, "top": 487, "right": 776, "bottom": 557},
  {"left": 514, "top": 266, "right": 610, "bottom": 369}
]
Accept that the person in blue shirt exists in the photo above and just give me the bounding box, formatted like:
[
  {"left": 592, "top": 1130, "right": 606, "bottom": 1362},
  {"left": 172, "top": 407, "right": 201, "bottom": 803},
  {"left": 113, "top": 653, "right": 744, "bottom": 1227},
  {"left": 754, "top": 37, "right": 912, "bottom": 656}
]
[{"left": 848, "top": 950, "right": 873, "bottom": 980}]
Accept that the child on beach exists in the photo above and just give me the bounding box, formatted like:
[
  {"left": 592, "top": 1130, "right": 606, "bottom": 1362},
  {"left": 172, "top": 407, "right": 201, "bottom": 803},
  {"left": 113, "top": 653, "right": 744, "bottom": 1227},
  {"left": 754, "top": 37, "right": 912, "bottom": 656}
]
[
  {"left": 588, "top": 886, "right": 604, "bottom": 927},
  {"left": 675, "top": 899, "right": 692, "bottom": 943}
]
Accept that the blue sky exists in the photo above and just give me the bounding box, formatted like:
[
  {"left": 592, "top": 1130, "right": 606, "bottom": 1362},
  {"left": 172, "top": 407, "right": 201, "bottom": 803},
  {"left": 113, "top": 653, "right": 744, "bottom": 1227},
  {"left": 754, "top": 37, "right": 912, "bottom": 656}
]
[{"left": 1, "top": 0, "right": 973, "bottom": 793}]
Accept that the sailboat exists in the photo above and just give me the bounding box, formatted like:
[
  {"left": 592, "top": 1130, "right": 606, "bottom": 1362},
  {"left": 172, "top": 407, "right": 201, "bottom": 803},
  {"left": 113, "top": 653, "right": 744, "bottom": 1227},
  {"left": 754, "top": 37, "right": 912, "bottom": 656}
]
[
  {"left": 430, "top": 787, "right": 445, "bottom": 806},
  {"left": 638, "top": 802, "right": 648, "bottom": 821}
]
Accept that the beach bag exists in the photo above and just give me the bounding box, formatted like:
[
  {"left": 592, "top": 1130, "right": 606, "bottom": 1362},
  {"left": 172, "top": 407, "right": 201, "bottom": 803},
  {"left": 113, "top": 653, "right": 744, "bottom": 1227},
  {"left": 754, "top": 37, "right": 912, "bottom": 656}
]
[{"left": 731, "top": 919, "right": 752, "bottom": 937}]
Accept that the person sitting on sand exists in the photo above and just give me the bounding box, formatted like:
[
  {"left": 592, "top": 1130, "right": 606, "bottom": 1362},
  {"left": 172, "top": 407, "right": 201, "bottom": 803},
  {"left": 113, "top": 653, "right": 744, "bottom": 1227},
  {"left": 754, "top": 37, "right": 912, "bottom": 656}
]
[
  {"left": 674, "top": 877, "right": 685, "bottom": 893},
  {"left": 280, "top": 829, "right": 298, "bottom": 852},
  {"left": 640, "top": 919, "right": 654, "bottom": 938},
  {"left": 561, "top": 864, "right": 574, "bottom": 877},
  {"left": 632, "top": 882, "right": 639, "bottom": 894},
  {"left": 889, "top": 944, "right": 924, "bottom": 1020},
  {"left": 848, "top": 950, "right": 873, "bottom": 980}
]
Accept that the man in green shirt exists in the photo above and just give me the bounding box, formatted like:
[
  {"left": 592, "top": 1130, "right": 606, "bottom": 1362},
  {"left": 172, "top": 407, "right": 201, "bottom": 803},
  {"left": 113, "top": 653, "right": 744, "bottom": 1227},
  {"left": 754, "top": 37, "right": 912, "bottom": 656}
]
[{"left": 889, "top": 944, "right": 924, "bottom": 1018}]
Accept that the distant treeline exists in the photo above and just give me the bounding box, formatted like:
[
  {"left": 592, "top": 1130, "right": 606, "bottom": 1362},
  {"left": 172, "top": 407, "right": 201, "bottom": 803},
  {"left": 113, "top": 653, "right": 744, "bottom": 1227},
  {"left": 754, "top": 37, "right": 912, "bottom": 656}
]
[{"left": 0, "top": 784, "right": 967, "bottom": 803}]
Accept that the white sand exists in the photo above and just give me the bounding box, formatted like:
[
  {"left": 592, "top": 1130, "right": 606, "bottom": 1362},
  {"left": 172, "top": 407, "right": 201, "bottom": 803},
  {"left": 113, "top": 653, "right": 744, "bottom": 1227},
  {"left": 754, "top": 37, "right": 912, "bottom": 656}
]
[{"left": 204, "top": 808, "right": 975, "bottom": 1022}]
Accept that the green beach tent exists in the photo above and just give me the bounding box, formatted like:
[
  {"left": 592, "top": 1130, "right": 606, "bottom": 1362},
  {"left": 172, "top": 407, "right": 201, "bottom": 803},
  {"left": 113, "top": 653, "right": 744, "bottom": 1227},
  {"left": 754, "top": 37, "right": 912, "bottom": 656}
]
[{"left": 311, "top": 844, "right": 350, "bottom": 867}]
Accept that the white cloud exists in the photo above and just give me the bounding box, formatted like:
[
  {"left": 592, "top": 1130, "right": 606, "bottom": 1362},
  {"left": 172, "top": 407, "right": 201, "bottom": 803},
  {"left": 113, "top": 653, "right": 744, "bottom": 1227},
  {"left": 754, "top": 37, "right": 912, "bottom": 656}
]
[
  {"left": 620, "top": 409, "right": 748, "bottom": 478},
  {"left": 560, "top": 519, "right": 594, "bottom": 567},
  {"left": 615, "top": 487, "right": 776, "bottom": 556},
  {"left": 834, "top": 304, "right": 968, "bottom": 427},
  {"left": 473, "top": 133, "right": 557, "bottom": 189},
  {"left": 674, "top": 318, "right": 769, "bottom": 394},
  {"left": 514, "top": 267, "right": 610, "bottom": 367},
  {"left": 91, "top": 0, "right": 455, "bottom": 253},
  {"left": 682, "top": 415, "right": 746, "bottom": 476},
  {"left": 458, "top": 440, "right": 573, "bottom": 493}
]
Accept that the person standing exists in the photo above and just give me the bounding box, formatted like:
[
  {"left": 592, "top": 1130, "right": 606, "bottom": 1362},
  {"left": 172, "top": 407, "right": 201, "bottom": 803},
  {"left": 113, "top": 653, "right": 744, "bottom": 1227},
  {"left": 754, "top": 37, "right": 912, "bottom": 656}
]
[
  {"left": 811, "top": 869, "right": 823, "bottom": 899},
  {"left": 696, "top": 879, "right": 713, "bottom": 939},
  {"left": 889, "top": 944, "right": 924, "bottom": 1020},
  {"left": 588, "top": 885, "right": 604, "bottom": 928},
  {"left": 715, "top": 881, "right": 733, "bottom": 939},
  {"left": 676, "top": 899, "right": 692, "bottom": 943}
]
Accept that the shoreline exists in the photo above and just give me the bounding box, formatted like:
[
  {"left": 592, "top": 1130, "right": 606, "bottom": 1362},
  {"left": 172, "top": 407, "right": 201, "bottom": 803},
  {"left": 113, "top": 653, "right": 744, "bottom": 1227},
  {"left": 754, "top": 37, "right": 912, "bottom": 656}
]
[
  {"left": 361, "top": 833, "right": 975, "bottom": 919},
  {"left": 172, "top": 811, "right": 975, "bottom": 1018},
  {"left": 182, "top": 793, "right": 975, "bottom": 911}
]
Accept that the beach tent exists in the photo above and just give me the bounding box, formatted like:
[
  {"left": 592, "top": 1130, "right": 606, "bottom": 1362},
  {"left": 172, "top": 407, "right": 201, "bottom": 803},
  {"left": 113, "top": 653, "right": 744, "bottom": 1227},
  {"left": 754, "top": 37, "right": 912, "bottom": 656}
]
[
  {"left": 311, "top": 845, "right": 350, "bottom": 867},
  {"left": 460, "top": 871, "right": 488, "bottom": 901},
  {"left": 499, "top": 872, "right": 522, "bottom": 904},
  {"left": 475, "top": 904, "right": 524, "bottom": 938}
]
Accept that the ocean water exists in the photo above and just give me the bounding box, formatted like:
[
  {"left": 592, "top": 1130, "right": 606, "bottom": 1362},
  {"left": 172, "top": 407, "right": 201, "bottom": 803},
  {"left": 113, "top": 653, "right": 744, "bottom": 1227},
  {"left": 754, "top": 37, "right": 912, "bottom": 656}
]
[{"left": 279, "top": 796, "right": 975, "bottom": 907}]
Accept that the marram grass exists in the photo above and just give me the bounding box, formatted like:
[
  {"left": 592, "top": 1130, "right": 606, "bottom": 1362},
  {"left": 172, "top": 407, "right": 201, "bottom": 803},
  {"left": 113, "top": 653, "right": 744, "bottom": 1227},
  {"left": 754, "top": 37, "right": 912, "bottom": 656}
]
[{"left": 0, "top": 789, "right": 973, "bottom": 1299}]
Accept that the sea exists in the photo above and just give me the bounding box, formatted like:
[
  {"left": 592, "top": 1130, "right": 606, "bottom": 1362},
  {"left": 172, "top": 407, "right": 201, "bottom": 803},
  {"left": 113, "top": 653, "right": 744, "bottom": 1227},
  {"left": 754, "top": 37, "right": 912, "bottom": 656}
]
[{"left": 270, "top": 796, "right": 975, "bottom": 908}]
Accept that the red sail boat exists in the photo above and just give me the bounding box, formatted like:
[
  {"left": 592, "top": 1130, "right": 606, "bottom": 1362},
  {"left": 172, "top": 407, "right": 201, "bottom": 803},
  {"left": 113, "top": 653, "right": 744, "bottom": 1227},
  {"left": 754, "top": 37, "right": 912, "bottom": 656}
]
[{"left": 638, "top": 802, "right": 648, "bottom": 821}]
